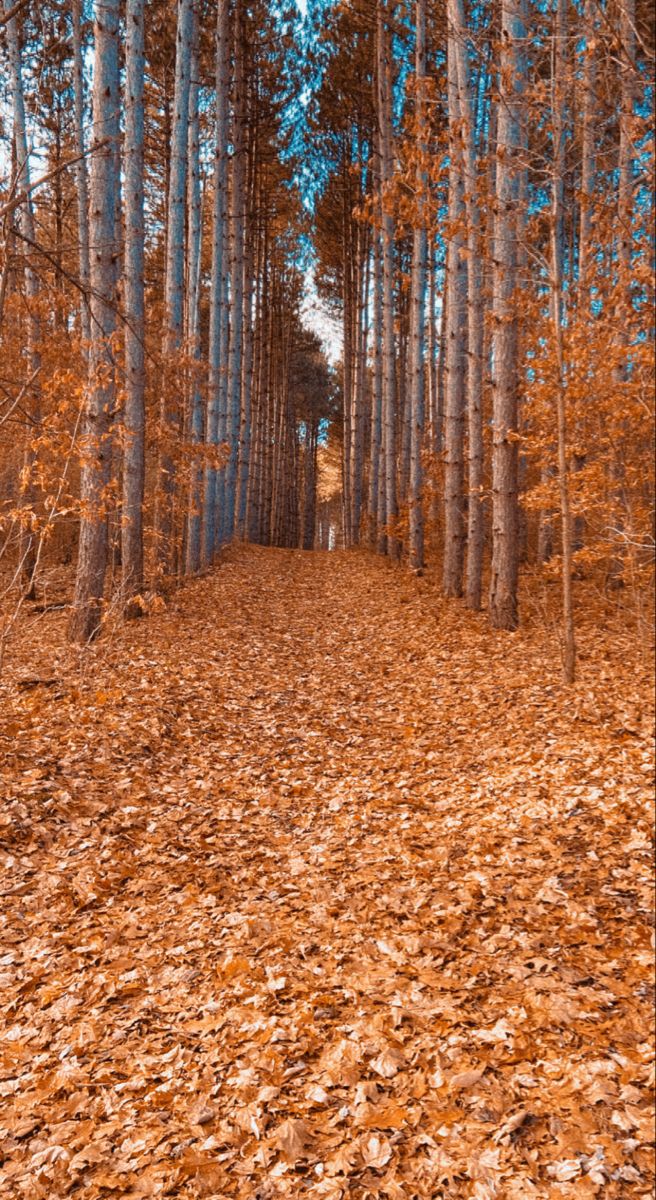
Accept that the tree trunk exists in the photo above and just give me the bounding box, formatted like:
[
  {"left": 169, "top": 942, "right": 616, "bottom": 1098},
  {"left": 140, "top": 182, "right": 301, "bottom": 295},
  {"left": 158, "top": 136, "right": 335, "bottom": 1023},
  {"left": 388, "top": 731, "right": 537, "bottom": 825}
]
[
  {"left": 426, "top": 243, "right": 439, "bottom": 454},
  {"left": 341, "top": 150, "right": 353, "bottom": 548},
  {"left": 236, "top": 226, "right": 255, "bottom": 538},
  {"left": 488, "top": 0, "right": 527, "bottom": 630},
  {"left": 185, "top": 10, "right": 204, "bottom": 574},
  {"left": 408, "top": 0, "right": 427, "bottom": 572},
  {"left": 377, "top": 0, "right": 399, "bottom": 560},
  {"left": 443, "top": 1, "right": 467, "bottom": 596},
  {"left": 223, "top": 0, "right": 246, "bottom": 542},
  {"left": 578, "top": 0, "right": 596, "bottom": 307},
  {"left": 368, "top": 227, "right": 383, "bottom": 547},
  {"left": 350, "top": 218, "right": 369, "bottom": 545},
  {"left": 451, "top": 0, "right": 485, "bottom": 608},
  {"left": 4, "top": 0, "right": 42, "bottom": 599},
  {"left": 69, "top": 0, "right": 120, "bottom": 642},
  {"left": 155, "top": 0, "right": 194, "bottom": 574},
  {"left": 573, "top": 0, "right": 596, "bottom": 551},
  {"left": 550, "top": 0, "right": 576, "bottom": 682},
  {"left": 203, "top": 0, "right": 230, "bottom": 565},
  {"left": 122, "top": 0, "right": 146, "bottom": 614},
  {"left": 302, "top": 420, "right": 318, "bottom": 550},
  {"left": 72, "top": 0, "right": 91, "bottom": 346},
  {"left": 236, "top": 56, "right": 259, "bottom": 540},
  {"left": 607, "top": 0, "right": 636, "bottom": 587}
]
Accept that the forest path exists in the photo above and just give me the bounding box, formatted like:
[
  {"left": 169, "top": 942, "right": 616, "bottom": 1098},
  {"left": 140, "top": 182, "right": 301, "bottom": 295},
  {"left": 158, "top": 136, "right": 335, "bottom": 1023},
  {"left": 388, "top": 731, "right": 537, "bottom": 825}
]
[{"left": 1, "top": 546, "right": 653, "bottom": 1199}]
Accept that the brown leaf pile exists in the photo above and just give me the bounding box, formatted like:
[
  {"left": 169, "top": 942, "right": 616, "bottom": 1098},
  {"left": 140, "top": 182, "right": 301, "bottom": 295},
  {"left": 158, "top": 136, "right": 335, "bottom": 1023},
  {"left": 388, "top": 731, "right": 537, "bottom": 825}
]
[{"left": 0, "top": 546, "right": 654, "bottom": 1198}]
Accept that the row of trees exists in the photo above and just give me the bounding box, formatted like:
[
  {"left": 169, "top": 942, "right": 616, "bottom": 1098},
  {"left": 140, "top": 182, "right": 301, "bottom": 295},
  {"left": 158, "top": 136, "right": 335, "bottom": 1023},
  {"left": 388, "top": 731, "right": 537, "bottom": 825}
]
[
  {"left": 308, "top": 0, "right": 653, "bottom": 676},
  {"left": 1, "top": 0, "right": 654, "bottom": 675},
  {"left": 1, "top": 0, "right": 337, "bottom": 642}
]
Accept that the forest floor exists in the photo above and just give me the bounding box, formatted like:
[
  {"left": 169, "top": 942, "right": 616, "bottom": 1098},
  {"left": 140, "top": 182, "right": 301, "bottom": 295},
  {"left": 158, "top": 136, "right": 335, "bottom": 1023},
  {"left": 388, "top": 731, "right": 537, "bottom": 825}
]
[{"left": 0, "top": 545, "right": 654, "bottom": 1200}]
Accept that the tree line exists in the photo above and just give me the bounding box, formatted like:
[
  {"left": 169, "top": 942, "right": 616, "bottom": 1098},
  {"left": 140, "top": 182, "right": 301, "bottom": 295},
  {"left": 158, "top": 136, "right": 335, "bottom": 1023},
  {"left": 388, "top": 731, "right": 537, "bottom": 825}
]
[
  {"left": 0, "top": 0, "right": 653, "bottom": 678},
  {"left": 2, "top": 0, "right": 337, "bottom": 643},
  {"left": 309, "top": 0, "right": 653, "bottom": 677}
]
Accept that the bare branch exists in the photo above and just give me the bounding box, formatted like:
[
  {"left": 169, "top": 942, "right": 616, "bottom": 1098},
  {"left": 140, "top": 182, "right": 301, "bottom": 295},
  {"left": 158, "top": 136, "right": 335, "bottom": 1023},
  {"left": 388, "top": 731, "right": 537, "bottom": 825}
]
[
  {"left": 0, "top": 141, "right": 109, "bottom": 224},
  {"left": 0, "top": 0, "right": 30, "bottom": 30}
]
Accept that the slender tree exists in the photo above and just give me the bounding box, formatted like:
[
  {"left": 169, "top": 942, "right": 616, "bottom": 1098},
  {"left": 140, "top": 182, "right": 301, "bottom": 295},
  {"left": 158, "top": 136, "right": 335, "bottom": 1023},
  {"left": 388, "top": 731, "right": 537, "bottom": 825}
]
[
  {"left": 408, "top": 0, "right": 428, "bottom": 572},
  {"left": 155, "top": 0, "right": 194, "bottom": 573},
  {"left": 452, "top": 0, "right": 485, "bottom": 608},
  {"left": 203, "top": 0, "right": 230, "bottom": 565},
  {"left": 443, "top": 0, "right": 467, "bottom": 596},
  {"left": 122, "top": 0, "right": 146, "bottom": 613},
  {"left": 549, "top": 0, "right": 576, "bottom": 681},
  {"left": 72, "top": 0, "right": 91, "bottom": 346},
  {"left": 368, "top": 225, "right": 383, "bottom": 546},
  {"left": 223, "top": 0, "right": 247, "bottom": 542},
  {"left": 69, "top": 0, "right": 120, "bottom": 642},
  {"left": 488, "top": 0, "right": 527, "bottom": 630},
  {"left": 184, "top": 6, "right": 203, "bottom": 573},
  {"left": 376, "top": 0, "right": 399, "bottom": 560},
  {"left": 4, "top": 0, "right": 42, "bottom": 598}
]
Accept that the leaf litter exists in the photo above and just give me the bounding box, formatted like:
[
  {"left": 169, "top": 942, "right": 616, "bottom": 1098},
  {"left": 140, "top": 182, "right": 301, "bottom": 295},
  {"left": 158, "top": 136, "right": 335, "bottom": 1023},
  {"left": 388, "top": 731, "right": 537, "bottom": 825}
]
[{"left": 0, "top": 545, "right": 654, "bottom": 1198}]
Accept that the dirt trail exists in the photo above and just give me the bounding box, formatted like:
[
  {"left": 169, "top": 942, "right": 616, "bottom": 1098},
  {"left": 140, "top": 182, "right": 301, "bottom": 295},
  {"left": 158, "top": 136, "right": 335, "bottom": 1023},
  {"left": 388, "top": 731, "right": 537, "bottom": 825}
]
[{"left": 0, "top": 547, "right": 653, "bottom": 1198}]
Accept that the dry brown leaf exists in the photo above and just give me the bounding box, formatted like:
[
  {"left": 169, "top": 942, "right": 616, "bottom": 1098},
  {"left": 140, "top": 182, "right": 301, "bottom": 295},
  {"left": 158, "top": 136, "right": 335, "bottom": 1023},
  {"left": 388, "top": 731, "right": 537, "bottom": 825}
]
[
  {"left": 273, "top": 1116, "right": 311, "bottom": 1163},
  {"left": 360, "top": 1132, "right": 392, "bottom": 1169}
]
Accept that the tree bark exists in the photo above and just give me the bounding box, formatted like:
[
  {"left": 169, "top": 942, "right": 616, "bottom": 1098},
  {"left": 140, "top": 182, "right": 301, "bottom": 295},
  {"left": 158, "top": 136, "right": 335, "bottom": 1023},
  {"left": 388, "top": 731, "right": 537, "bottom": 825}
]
[
  {"left": 550, "top": 0, "right": 576, "bottom": 682},
  {"left": 69, "top": 0, "right": 120, "bottom": 642},
  {"left": 185, "top": 9, "right": 204, "bottom": 574},
  {"left": 488, "top": 0, "right": 527, "bottom": 630},
  {"left": 72, "top": 0, "right": 91, "bottom": 346},
  {"left": 341, "top": 147, "right": 354, "bottom": 547},
  {"left": 451, "top": 0, "right": 485, "bottom": 608},
  {"left": 203, "top": 0, "right": 230, "bottom": 565},
  {"left": 122, "top": 0, "right": 146, "bottom": 613},
  {"left": 155, "top": 0, "right": 194, "bottom": 573},
  {"left": 408, "top": 0, "right": 427, "bottom": 572},
  {"left": 223, "top": 0, "right": 247, "bottom": 542},
  {"left": 572, "top": 0, "right": 597, "bottom": 551},
  {"left": 443, "top": 1, "right": 467, "bottom": 596},
  {"left": 376, "top": 0, "right": 399, "bottom": 560},
  {"left": 607, "top": 0, "right": 636, "bottom": 587},
  {"left": 4, "top": 0, "right": 42, "bottom": 599},
  {"left": 368, "top": 227, "right": 383, "bottom": 547},
  {"left": 350, "top": 217, "right": 369, "bottom": 545}
]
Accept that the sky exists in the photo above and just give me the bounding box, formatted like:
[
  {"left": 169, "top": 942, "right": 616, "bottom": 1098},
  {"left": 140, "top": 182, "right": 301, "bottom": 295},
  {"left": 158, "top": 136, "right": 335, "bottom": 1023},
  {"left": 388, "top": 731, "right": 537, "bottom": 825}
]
[
  {"left": 288, "top": 0, "right": 342, "bottom": 364},
  {"left": 301, "top": 268, "right": 342, "bottom": 365}
]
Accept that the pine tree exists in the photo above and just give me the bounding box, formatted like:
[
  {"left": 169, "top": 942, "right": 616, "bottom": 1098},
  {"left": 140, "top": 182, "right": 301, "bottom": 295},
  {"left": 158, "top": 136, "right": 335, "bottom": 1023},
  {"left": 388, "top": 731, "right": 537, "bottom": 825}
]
[{"left": 69, "top": 0, "right": 120, "bottom": 642}]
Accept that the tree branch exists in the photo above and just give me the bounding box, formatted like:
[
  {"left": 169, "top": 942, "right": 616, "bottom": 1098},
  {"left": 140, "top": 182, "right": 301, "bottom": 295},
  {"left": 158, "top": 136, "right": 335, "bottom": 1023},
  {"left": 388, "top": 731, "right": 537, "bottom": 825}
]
[{"left": 0, "top": 141, "right": 108, "bottom": 223}]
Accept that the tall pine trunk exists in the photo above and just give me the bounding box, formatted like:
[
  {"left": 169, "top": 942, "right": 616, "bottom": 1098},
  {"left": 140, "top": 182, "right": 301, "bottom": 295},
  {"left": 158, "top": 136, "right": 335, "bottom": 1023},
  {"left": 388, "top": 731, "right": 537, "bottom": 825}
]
[
  {"left": 185, "top": 10, "right": 204, "bottom": 573},
  {"left": 443, "top": 1, "right": 467, "bottom": 596},
  {"left": 488, "top": 0, "right": 527, "bottom": 630},
  {"left": 451, "top": 0, "right": 485, "bottom": 609},
  {"left": 203, "top": 0, "right": 230, "bottom": 565},
  {"left": 155, "top": 0, "right": 194, "bottom": 573},
  {"left": 550, "top": 0, "right": 576, "bottom": 681},
  {"left": 72, "top": 0, "right": 91, "bottom": 346},
  {"left": 408, "top": 0, "right": 427, "bottom": 572},
  {"left": 341, "top": 150, "right": 354, "bottom": 547},
  {"left": 368, "top": 227, "right": 383, "bottom": 547},
  {"left": 69, "top": 0, "right": 120, "bottom": 642},
  {"left": 4, "top": 0, "right": 42, "bottom": 599},
  {"left": 223, "top": 0, "right": 246, "bottom": 542},
  {"left": 377, "top": 0, "right": 399, "bottom": 560},
  {"left": 350, "top": 219, "right": 369, "bottom": 545},
  {"left": 607, "top": 0, "right": 636, "bottom": 587},
  {"left": 572, "top": 0, "right": 597, "bottom": 552},
  {"left": 122, "top": 0, "right": 146, "bottom": 613}
]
